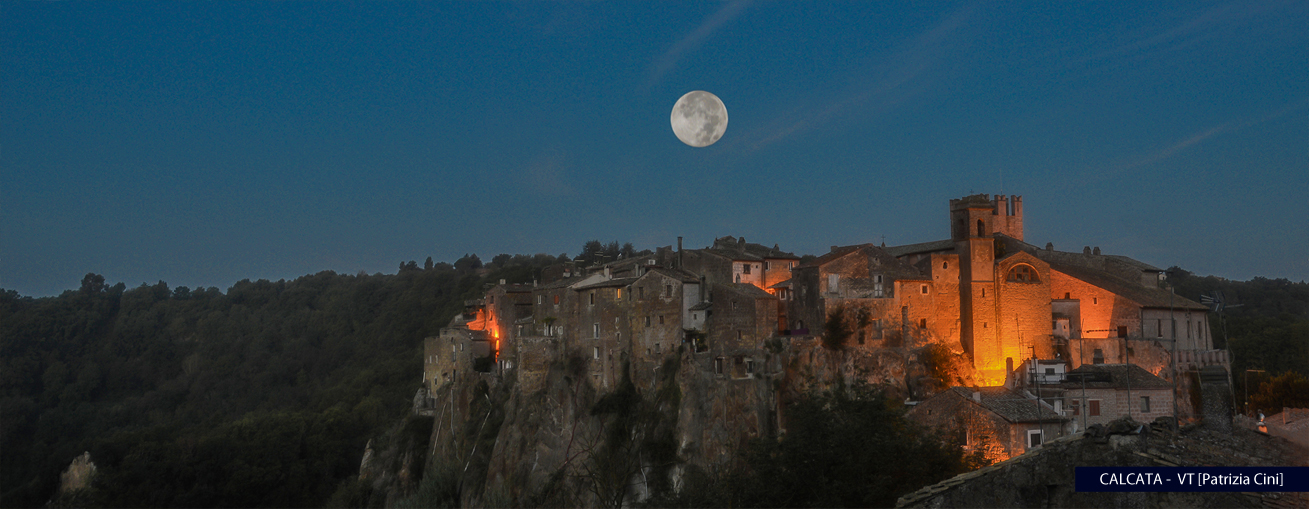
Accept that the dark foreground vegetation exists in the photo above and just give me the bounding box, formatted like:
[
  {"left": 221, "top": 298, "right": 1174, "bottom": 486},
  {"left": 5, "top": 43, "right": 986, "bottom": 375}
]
[
  {"left": 0, "top": 250, "right": 573, "bottom": 508},
  {"left": 0, "top": 254, "right": 1304, "bottom": 508}
]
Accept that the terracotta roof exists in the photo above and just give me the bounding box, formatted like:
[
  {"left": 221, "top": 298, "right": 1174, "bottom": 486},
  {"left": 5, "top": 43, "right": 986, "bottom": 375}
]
[
  {"left": 1056, "top": 364, "right": 1173, "bottom": 390},
  {"left": 949, "top": 386, "right": 1068, "bottom": 424},
  {"left": 719, "top": 282, "right": 775, "bottom": 299},
  {"left": 573, "top": 276, "right": 640, "bottom": 290},
  {"left": 884, "top": 239, "right": 956, "bottom": 258},
  {"left": 1050, "top": 263, "right": 1207, "bottom": 310},
  {"left": 798, "top": 244, "right": 865, "bottom": 268},
  {"left": 643, "top": 267, "right": 701, "bottom": 284}
]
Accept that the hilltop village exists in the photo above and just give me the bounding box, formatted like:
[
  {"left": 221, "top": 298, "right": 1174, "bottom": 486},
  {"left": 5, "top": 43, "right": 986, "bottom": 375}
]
[{"left": 423, "top": 194, "right": 1231, "bottom": 463}]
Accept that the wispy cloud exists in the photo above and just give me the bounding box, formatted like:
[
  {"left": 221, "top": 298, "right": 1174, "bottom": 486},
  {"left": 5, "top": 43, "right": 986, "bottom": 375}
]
[
  {"left": 646, "top": 0, "right": 752, "bottom": 88},
  {"left": 737, "top": 7, "right": 972, "bottom": 152},
  {"left": 1110, "top": 99, "right": 1309, "bottom": 174}
]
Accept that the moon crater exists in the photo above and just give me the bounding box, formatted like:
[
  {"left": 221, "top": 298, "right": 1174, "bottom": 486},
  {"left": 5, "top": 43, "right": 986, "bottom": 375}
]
[{"left": 670, "top": 91, "right": 727, "bottom": 147}]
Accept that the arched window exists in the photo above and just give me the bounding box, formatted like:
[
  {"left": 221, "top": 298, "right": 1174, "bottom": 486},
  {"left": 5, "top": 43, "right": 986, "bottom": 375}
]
[{"left": 1007, "top": 264, "right": 1040, "bottom": 283}]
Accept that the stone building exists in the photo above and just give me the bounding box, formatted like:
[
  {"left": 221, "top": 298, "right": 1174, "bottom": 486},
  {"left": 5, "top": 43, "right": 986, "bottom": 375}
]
[
  {"left": 908, "top": 386, "right": 1069, "bottom": 463},
  {"left": 1054, "top": 363, "right": 1175, "bottom": 430}
]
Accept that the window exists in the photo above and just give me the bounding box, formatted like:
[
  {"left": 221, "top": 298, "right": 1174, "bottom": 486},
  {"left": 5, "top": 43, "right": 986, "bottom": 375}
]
[
  {"left": 665, "top": 284, "right": 672, "bottom": 297},
  {"left": 874, "top": 274, "right": 883, "bottom": 284},
  {"left": 538, "top": 295, "right": 543, "bottom": 305},
  {"left": 977, "top": 219, "right": 985, "bottom": 237},
  {"left": 1157, "top": 319, "right": 1164, "bottom": 338},
  {"left": 943, "top": 262, "right": 949, "bottom": 269},
  {"left": 1071, "top": 399, "right": 1080, "bottom": 416},
  {"left": 764, "top": 261, "right": 770, "bottom": 270},
  {"left": 638, "top": 287, "right": 645, "bottom": 299},
  {"left": 829, "top": 274, "right": 840, "bottom": 293},
  {"left": 1064, "top": 292, "right": 1071, "bottom": 299},
  {"left": 645, "top": 316, "right": 651, "bottom": 327},
  {"left": 1093, "top": 297, "right": 1098, "bottom": 305},
  {"left": 921, "top": 284, "right": 928, "bottom": 294},
  {"left": 1007, "top": 265, "right": 1039, "bottom": 282},
  {"left": 982, "top": 288, "right": 986, "bottom": 297},
  {"left": 789, "top": 262, "right": 795, "bottom": 269},
  {"left": 714, "top": 357, "right": 724, "bottom": 375},
  {"left": 589, "top": 292, "right": 595, "bottom": 306},
  {"left": 1027, "top": 429, "right": 1043, "bottom": 448},
  {"left": 616, "top": 288, "right": 622, "bottom": 299},
  {"left": 593, "top": 323, "right": 600, "bottom": 338},
  {"left": 742, "top": 263, "right": 751, "bottom": 274},
  {"left": 737, "top": 330, "right": 743, "bottom": 339},
  {"left": 919, "top": 318, "right": 927, "bottom": 329},
  {"left": 593, "top": 347, "right": 600, "bottom": 359},
  {"left": 659, "top": 315, "right": 665, "bottom": 325},
  {"left": 1089, "top": 400, "right": 1101, "bottom": 416},
  {"left": 655, "top": 343, "right": 661, "bottom": 354},
  {"left": 1141, "top": 397, "right": 1150, "bottom": 413},
  {"left": 745, "top": 359, "right": 755, "bottom": 374},
  {"left": 554, "top": 295, "right": 559, "bottom": 304},
  {"left": 1044, "top": 367, "right": 1055, "bottom": 375},
  {"left": 1117, "top": 325, "right": 1128, "bottom": 338}
]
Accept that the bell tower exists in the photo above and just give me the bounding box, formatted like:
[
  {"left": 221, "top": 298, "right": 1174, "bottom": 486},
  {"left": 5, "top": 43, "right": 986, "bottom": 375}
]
[{"left": 951, "top": 195, "right": 1001, "bottom": 383}]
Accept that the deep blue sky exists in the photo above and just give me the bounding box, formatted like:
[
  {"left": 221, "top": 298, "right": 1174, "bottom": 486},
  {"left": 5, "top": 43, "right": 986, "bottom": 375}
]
[{"left": 3, "top": 1, "right": 1306, "bottom": 297}]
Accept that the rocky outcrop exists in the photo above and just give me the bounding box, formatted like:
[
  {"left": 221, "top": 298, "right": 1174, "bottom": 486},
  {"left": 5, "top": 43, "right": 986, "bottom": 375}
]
[{"left": 58, "top": 451, "right": 96, "bottom": 494}]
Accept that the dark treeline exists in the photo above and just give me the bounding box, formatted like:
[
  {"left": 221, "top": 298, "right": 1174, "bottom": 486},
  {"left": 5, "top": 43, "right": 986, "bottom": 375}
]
[
  {"left": 1166, "top": 268, "right": 1309, "bottom": 412},
  {"left": 0, "top": 251, "right": 567, "bottom": 508}
]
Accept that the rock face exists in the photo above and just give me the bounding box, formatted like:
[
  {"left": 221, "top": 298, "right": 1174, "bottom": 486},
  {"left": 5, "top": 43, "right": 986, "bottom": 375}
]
[
  {"left": 897, "top": 416, "right": 1308, "bottom": 508},
  {"left": 57, "top": 451, "right": 96, "bottom": 494},
  {"left": 419, "top": 335, "right": 963, "bottom": 507}
]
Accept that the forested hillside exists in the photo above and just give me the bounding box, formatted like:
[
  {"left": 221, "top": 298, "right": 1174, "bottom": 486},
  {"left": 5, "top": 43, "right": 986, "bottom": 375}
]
[{"left": 0, "top": 253, "right": 563, "bottom": 508}]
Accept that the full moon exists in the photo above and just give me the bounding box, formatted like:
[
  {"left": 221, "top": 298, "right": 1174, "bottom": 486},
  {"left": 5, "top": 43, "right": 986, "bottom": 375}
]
[{"left": 670, "top": 90, "right": 727, "bottom": 147}]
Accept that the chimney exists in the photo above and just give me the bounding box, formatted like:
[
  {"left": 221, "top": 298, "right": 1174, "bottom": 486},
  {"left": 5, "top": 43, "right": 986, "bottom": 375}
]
[
  {"left": 1083, "top": 246, "right": 1092, "bottom": 255},
  {"left": 972, "top": 391, "right": 982, "bottom": 403},
  {"left": 1045, "top": 242, "right": 1053, "bottom": 251},
  {"left": 603, "top": 266, "right": 611, "bottom": 279},
  {"left": 499, "top": 279, "right": 506, "bottom": 285},
  {"left": 1093, "top": 246, "right": 1101, "bottom": 255}
]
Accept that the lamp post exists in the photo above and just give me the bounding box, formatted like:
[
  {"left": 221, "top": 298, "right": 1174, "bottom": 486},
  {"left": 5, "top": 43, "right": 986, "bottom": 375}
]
[{"left": 1244, "top": 369, "right": 1265, "bottom": 416}]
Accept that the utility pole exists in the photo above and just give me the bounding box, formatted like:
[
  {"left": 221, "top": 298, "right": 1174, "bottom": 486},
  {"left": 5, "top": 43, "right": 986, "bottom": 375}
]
[{"left": 1170, "top": 283, "right": 1178, "bottom": 426}]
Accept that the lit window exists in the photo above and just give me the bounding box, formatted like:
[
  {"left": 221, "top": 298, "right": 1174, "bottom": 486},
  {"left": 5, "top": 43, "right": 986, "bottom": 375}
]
[{"left": 1008, "top": 265, "right": 1039, "bottom": 282}]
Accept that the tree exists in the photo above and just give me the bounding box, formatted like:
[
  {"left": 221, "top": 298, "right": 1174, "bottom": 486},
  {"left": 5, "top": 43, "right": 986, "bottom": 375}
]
[
  {"left": 424, "top": 257, "right": 434, "bottom": 270},
  {"left": 822, "top": 304, "right": 851, "bottom": 350},
  {"left": 454, "top": 254, "right": 482, "bottom": 272},
  {"left": 80, "top": 273, "right": 108, "bottom": 294},
  {"left": 728, "top": 383, "right": 967, "bottom": 508},
  {"left": 1249, "top": 371, "right": 1309, "bottom": 414}
]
